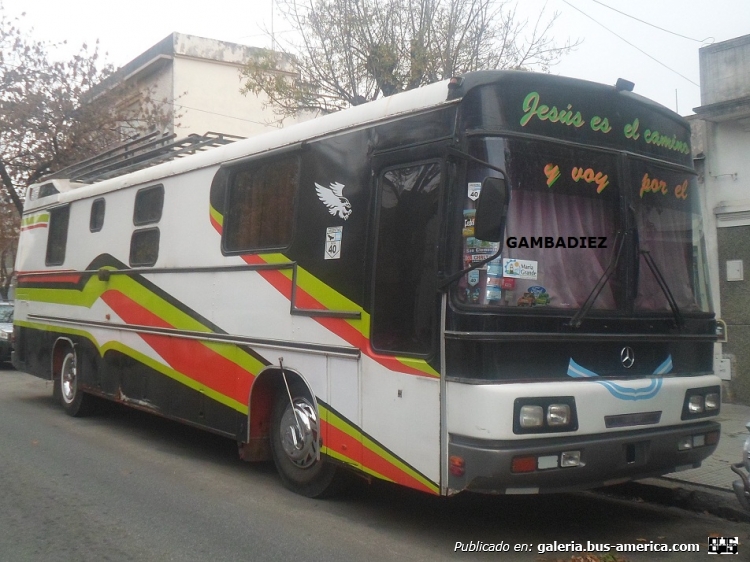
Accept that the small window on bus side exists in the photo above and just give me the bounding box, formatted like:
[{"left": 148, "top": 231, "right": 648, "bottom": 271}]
[
  {"left": 90, "top": 198, "right": 105, "bottom": 232},
  {"left": 133, "top": 185, "right": 164, "bottom": 225},
  {"left": 223, "top": 155, "right": 299, "bottom": 253},
  {"left": 129, "top": 228, "right": 160, "bottom": 267},
  {"left": 45, "top": 205, "right": 70, "bottom": 266}
]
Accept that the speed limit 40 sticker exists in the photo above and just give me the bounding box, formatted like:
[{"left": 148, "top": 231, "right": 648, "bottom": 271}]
[{"left": 325, "top": 226, "right": 343, "bottom": 259}]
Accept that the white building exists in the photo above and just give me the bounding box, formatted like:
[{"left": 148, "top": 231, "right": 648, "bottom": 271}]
[
  {"left": 690, "top": 33, "right": 750, "bottom": 404},
  {"left": 92, "top": 32, "right": 302, "bottom": 140}
]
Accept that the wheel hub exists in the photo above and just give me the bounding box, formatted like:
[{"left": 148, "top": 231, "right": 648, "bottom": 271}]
[
  {"left": 61, "top": 353, "right": 77, "bottom": 405},
  {"left": 279, "top": 397, "right": 320, "bottom": 468}
]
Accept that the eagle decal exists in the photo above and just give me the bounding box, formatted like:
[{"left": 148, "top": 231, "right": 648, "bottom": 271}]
[{"left": 315, "top": 181, "right": 352, "bottom": 220}]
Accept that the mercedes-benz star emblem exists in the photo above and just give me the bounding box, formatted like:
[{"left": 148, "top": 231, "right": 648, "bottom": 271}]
[{"left": 620, "top": 346, "right": 635, "bottom": 369}]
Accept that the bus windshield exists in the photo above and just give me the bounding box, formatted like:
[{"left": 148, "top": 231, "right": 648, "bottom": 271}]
[
  {"left": 454, "top": 137, "right": 710, "bottom": 314},
  {"left": 633, "top": 162, "right": 711, "bottom": 313},
  {"left": 456, "top": 137, "right": 620, "bottom": 310}
]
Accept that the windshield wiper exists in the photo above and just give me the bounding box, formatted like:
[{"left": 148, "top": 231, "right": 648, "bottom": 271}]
[
  {"left": 567, "top": 230, "right": 624, "bottom": 328},
  {"left": 640, "top": 250, "right": 685, "bottom": 329}
]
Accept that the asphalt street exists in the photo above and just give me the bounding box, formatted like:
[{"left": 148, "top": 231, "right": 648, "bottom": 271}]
[{"left": 1, "top": 369, "right": 747, "bottom": 561}]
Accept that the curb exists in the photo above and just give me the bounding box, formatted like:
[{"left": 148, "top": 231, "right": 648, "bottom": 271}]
[{"left": 593, "top": 478, "right": 750, "bottom": 523}]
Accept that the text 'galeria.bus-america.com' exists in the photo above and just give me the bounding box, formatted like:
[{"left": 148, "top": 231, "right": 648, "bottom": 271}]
[{"left": 15, "top": 70, "right": 721, "bottom": 498}]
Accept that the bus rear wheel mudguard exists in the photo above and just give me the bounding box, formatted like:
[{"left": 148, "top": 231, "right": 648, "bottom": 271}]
[{"left": 270, "top": 390, "right": 340, "bottom": 498}]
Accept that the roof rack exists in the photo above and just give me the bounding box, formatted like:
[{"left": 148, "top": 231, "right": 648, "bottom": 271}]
[{"left": 46, "top": 131, "right": 244, "bottom": 184}]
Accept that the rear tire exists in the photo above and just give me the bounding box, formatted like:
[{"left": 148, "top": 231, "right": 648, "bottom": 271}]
[
  {"left": 270, "top": 389, "right": 340, "bottom": 498},
  {"left": 58, "top": 348, "right": 93, "bottom": 417}
]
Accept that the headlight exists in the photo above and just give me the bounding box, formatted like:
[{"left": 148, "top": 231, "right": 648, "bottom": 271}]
[
  {"left": 0, "top": 331, "right": 9, "bottom": 341},
  {"left": 547, "top": 404, "right": 571, "bottom": 426},
  {"left": 704, "top": 393, "right": 720, "bottom": 411},
  {"left": 514, "top": 397, "right": 578, "bottom": 434},
  {"left": 688, "top": 395, "right": 704, "bottom": 414},
  {"left": 682, "top": 386, "right": 721, "bottom": 420},
  {"left": 519, "top": 405, "right": 544, "bottom": 428}
]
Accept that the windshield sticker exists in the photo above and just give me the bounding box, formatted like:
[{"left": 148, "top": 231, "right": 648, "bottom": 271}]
[
  {"left": 324, "top": 226, "right": 342, "bottom": 260},
  {"left": 639, "top": 173, "right": 689, "bottom": 200},
  {"left": 502, "top": 258, "right": 538, "bottom": 280},
  {"left": 468, "top": 182, "right": 482, "bottom": 201},
  {"left": 463, "top": 209, "right": 475, "bottom": 236}
]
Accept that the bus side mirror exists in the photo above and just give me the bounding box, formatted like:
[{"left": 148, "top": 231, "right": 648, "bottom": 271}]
[{"left": 474, "top": 176, "right": 508, "bottom": 242}]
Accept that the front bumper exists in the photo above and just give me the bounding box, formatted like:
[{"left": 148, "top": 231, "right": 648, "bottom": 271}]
[{"left": 448, "top": 421, "right": 720, "bottom": 494}]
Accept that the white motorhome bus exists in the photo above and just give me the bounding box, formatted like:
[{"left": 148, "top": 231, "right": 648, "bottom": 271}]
[{"left": 14, "top": 71, "right": 722, "bottom": 497}]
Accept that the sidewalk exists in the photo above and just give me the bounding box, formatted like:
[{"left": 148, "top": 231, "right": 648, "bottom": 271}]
[
  {"left": 661, "top": 402, "right": 750, "bottom": 490},
  {"left": 605, "top": 402, "right": 750, "bottom": 522}
]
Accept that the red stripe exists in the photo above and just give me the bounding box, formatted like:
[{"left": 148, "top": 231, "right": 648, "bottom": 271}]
[
  {"left": 238, "top": 253, "right": 431, "bottom": 377},
  {"left": 21, "top": 223, "right": 48, "bottom": 231},
  {"left": 101, "top": 290, "right": 254, "bottom": 405},
  {"left": 17, "top": 272, "right": 82, "bottom": 284},
  {"left": 321, "top": 420, "right": 435, "bottom": 494}
]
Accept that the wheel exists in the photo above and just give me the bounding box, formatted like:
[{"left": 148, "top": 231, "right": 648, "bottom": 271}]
[
  {"left": 270, "top": 389, "right": 340, "bottom": 497},
  {"left": 58, "top": 348, "right": 93, "bottom": 417}
]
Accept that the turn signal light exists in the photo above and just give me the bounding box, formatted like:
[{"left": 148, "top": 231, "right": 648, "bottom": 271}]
[{"left": 449, "top": 455, "right": 465, "bottom": 476}]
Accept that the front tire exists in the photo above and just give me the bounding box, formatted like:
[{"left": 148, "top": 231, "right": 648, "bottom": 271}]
[
  {"left": 270, "top": 390, "right": 340, "bottom": 497},
  {"left": 58, "top": 349, "right": 93, "bottom": 417}
]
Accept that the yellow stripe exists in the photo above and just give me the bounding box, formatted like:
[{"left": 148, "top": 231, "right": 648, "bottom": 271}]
[
  {"left": 209, "top": 205, "right": 223, "bottom": 227},
  {"left": 22, "top": 212, "right": 50, "bottom": 226},
  {"left": 18, "top": 270, "right": 267, "bottom": 378},
  {"left": 255, "top": 253, "right": 439, "bottom": 378},
  {"left": 320, "top": 404, "right": 438, "bottom": 493},
  {"left": 16, "top": 319, "right": 248, "bottom": 414}
]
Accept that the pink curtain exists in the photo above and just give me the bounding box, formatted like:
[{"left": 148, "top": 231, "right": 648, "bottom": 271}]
[
  {"left": 635, "top": 206, "right": 697, "bottom": 311},
  {"left": 503, "top": 189, "right": 616, "bottom": 309}
]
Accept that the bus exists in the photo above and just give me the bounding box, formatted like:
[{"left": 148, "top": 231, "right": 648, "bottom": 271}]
[{"left": 13, "top": 70, "right": 722, "bottom": 498}]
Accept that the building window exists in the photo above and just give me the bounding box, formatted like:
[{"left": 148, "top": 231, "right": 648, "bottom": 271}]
[
  {"left": 90, "top": 198, "right": 105, "bottom": 232},
  {"left": 223, "top": 155, "right": 299, "bottom": 253},
  {"left": 129, "top": 228, "right": 160, "bottom": 267},
  {"left": 133, "top": 184, "right": 164, "bottom": 225},
  {"left": 46, "top": 205, "right": 70, "bottom": 266}
]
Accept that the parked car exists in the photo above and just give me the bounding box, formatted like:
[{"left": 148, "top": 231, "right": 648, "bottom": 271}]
[
  {"left": 731, "top": 421, "right": 750, "bottom": 512},
  {"left": 0, "top": 302, "right": 13, "bottom": 363}
]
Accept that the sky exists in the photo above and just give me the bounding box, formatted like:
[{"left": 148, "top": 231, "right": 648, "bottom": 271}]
[{"left": 2, "top": 0, "right": 748, "bottom": 116}]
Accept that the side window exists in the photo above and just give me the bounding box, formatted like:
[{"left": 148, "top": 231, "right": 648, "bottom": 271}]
[
  {"left": 372, "top": 162, "right": 442, "bottom": 355},
  {"left": 133, "top": 185, "right": 164, "bottom": 225},
  {"left": 223, "top": 155, "right": 299, "bottom": 253},
  {"left": 90, "top": 198, "right": 105, "bottom": 232},
  {"left": 129, "top": 228, "right": 160, "bottom": 267},
  {"left": 46, "top": 205, "right": 70, "bottom": 266},
  {"left": 130, "top": 184, "right": 163, "bottom": 267}
]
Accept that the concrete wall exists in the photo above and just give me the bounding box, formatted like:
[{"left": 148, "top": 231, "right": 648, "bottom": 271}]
[
  {"left": 694, "top": 33, "right": 750, "bottom": 404},
  {"left": 717, "top": 225, "right": 750, "bottom": 402},
  {"left": 699, "top": 34, "right": 750, "bottom": 106},
  {"left": 172, "top": 54, "right": 283, "bottom": 138}
]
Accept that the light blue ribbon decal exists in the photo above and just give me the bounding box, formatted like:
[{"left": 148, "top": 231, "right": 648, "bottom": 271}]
[{"left": 566, "top": 355, "right": 672, "bottom": 401}]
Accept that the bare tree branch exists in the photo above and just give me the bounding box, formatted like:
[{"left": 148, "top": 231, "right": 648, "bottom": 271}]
[{"left": 241, "top": 0, "right": 579, "bottom": 118}]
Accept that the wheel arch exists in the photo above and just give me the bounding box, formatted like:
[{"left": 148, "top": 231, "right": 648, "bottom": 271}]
[
  {"left": 51, "top": 337, "right": 76, "bottom": 380},
  {"left": 240, "top": 365, "right": 319, "bottom": 462}
]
